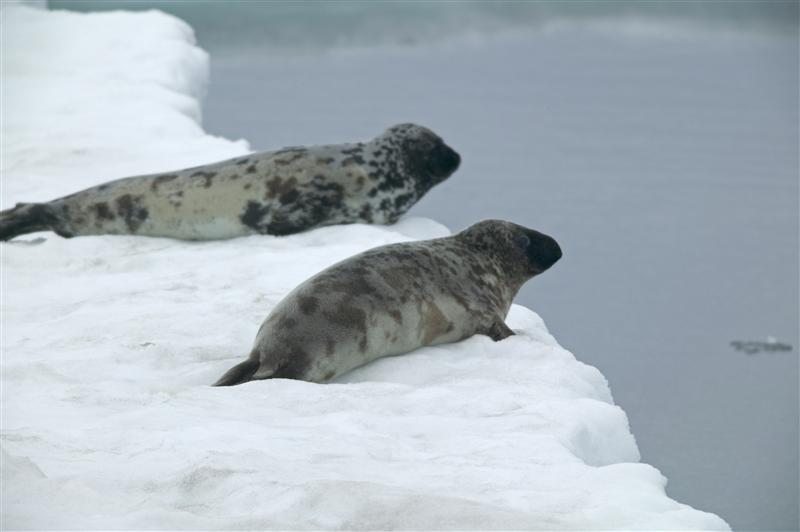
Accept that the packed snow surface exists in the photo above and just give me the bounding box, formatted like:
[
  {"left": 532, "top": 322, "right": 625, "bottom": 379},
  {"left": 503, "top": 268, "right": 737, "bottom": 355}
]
[{"left": 1, "top": 5, "right": 729, "bottom": 530}]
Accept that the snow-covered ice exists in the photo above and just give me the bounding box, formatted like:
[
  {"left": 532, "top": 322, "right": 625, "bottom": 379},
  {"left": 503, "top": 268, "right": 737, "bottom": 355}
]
[{"left": 1, "top": 5, "right": 729, "bottom": 530}]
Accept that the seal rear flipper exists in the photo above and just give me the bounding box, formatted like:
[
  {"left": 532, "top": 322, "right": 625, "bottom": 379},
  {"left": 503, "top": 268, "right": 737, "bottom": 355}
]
[
  {"left": 0, "top": 202, "right": 64, "bottom": 241},
  {"left": 213, "top": 358, "right": 274, "bottom": 386}
]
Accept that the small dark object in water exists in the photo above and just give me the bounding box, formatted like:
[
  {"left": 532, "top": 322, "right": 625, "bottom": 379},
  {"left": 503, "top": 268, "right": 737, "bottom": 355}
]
[{"left": 730, "top": 340, "right": 793, "bottom": 355}]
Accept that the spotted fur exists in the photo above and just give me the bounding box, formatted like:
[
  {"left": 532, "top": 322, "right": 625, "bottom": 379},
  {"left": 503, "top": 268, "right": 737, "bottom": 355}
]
[
  {"left": 0, "top": 124, "right": 460, "bottom": 241},
  {"left": 214, "top": 220, "right": 562, "bottom": 386}
]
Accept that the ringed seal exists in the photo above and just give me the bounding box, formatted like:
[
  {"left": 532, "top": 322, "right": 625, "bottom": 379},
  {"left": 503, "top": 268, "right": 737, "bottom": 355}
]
[
  {"left": 214, "top": 219, "right": 562, "bottom": 386},
  {"left": 0, "top": 124, "right": 460, "bottom": 241}
]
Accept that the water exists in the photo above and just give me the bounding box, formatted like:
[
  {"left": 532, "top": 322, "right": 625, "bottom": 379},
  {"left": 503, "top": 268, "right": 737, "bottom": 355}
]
[{"left": 49, "top": 2, "right": 800, "bottom": 530}]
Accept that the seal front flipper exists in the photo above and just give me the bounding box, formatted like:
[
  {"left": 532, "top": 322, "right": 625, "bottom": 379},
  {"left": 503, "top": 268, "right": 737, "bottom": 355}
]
[
  {"left": 486, "top": 320, "right": 515, "bottom": 342},
  {"left": 213, "top": 357, "right": 275, "bottom": 386}
]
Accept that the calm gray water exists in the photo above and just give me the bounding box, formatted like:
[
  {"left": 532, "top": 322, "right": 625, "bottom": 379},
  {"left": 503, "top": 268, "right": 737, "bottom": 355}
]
[{"left": 51, "top": 2, "right": 800, "bottom": 530}]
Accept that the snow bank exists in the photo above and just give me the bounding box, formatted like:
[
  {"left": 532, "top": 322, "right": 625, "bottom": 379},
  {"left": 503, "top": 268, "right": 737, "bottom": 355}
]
[
  {"left": 0, "top": 4, "right": 248, "bottom": 206},
  {"left": 0, "top": 5, "right": 729, "bottom": 530}
]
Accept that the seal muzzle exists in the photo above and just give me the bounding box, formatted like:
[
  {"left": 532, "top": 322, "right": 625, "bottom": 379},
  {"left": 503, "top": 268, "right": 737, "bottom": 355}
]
[
  {"left": 428, "top": 142, "right": 461, "bottom": 179},
  {"left": 526, "top": 230, "right": 562, "bottom": 273}
]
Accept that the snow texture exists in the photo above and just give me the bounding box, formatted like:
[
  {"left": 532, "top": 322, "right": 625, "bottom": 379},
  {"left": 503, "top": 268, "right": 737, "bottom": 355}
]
[{"left": 1, "top": 5, "right": 729, "bottom": 530}]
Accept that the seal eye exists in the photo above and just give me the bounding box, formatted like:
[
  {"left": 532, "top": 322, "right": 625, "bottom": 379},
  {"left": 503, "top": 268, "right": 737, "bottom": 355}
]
[{"left": 514, "top": 234, "right": 530, "bottom": 250}]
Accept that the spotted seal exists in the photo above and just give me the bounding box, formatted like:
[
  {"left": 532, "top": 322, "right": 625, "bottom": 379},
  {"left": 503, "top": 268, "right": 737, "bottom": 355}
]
[
  {"left": 213, "top": 219, "right": 562, "bottom": 386},
  {"left": 0, "top": 124, "right": 460, "bottom": 241}
]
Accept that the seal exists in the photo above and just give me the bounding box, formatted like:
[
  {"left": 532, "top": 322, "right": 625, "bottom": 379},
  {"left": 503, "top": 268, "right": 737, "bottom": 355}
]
[
  {"left": 213, "top": 219, "right": 562, "bottom": 386},
  {"left": 0, "top": 123, "right": 460, "bottom": 241}
]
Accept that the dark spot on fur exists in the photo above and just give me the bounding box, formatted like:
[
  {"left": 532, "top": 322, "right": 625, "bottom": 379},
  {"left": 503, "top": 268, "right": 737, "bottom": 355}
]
[
  {"left": 323, "top": 370, "right": 336, "bottom": 381},
  {"left": 279, "top": 316, "right": 297, "bottom": 330},
  {"left": 342, "top": 274, "right": 375, "bottom": 298},
  {"left": 389, "top": 310, "right": 403, "bottom": 325},
  {"left": 298, "top": 296, "right": 319, "bottom": 315},
  {"left": 276, "top": 347, "right": 310, "bottom": 379},
  {"left": 266, "top": 219, "right": 303, "bottom": 236},
  {"left": 190, "top": 170, "right": 216, "bottom": 188},
  {"left": 316, "top": 157, "right": 335, "bottom": 164},
  {"left": 150, "top": 174, "right": 178, "bottom": 192},
  {"left": 243, "top": 183, "right": 252, "bottom": 190},
  {"left": 279, "top": 189, "right": 300, "bottom": 205},
  {"left": 378, "top": 198, "right": 392, "bottom": 214},
  {"left": 235, "top": 158, "right": 250, "bottom": 166},
  {"left": 265, "top": 176, "right": 298, "bottom": 199},
  {"left": 114, "top": 194, "right": 148, "bottom": 232},
  {"left": 274, "top": 151, "right": 305, "bottom": 166},
  {"left": 230, "top": 173, "right": 240, "bottom": 180},
  {"left": 341, "top": 155, "right": 364, "bottom": 167},
  {"left": 325, "top": 305, "right": 367, "bottom": 333},
  {"left": 240, "top": 201, "right": 270, "bottom": 231},
  {"left": 359, "top": 335, "right": 367, "bottom": 352},
  {"left": 91, "top": 202, "right": 115, "bottom": 221},
  {"left": 393, "top": 193, "right": 414, "bottom": 212},
  {"left": 359, "top": 204, "right": 373, "bottom": 223},
  {"left": 341, "top": 145, "right": 363, "bottom": 156},
  {"left": 246, "top": 164, "right": 258, "bottom": 174}
]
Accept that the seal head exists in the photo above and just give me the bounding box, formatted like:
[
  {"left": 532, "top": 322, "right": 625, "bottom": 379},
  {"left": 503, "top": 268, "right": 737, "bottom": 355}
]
[
  {"left": 457, "top": 220, "right": 562, "bottom": 280},
  {"left": 385, "top": 123, "right": 461, "bottom": 185}
]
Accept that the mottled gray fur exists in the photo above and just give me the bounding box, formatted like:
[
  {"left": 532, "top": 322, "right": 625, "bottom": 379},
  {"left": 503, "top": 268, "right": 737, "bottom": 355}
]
[
  {"left": 0, "top": 124, "right": 460, "bottom": 241},
  {"left": 214, "top": 220, "right": 562, "bottom": 386}
]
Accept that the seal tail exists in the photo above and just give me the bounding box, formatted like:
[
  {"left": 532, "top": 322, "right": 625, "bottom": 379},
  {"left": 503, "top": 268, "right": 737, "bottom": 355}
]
[
  {"left": 0, "top": 202, "right": 62, "bottom": 241},
  {"left": 213, "top": 357, "right": 275, "bottom": 386}
]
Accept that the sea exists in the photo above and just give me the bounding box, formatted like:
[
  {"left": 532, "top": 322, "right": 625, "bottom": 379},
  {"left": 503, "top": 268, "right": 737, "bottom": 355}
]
[{"left": 48, "top": 2, "right": 800, "bottom": 530}]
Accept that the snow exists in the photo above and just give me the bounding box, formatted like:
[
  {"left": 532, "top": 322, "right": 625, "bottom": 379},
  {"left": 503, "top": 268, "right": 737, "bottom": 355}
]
[
  {"left": 1, "top": 5, "right": 729, "bottom": 530},
  {"left": 1, "top": 4, "right": 248, "bottom": 205}
]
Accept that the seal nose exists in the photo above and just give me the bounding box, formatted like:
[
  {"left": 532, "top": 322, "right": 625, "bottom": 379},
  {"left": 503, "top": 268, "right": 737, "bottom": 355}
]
[
  {"left": 527, "top": 230, "right": 562, "bottom": 272},
  {"left": 430, "top": 143, "right": 461, "bottom": 178},
  {"left": 445, "top": 146, "right": 461, "bottom": 172}
]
